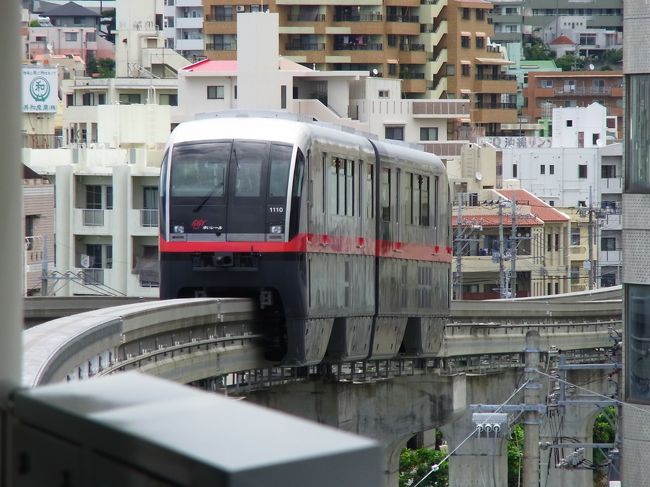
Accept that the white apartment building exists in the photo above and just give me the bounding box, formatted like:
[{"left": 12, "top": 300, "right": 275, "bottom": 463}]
[
  {"left": 23, "top": 104, "right": 167, "bottom": 298},
  {"left": 163, "top": 0, "right": 204, "bottom": 60},
  {"left": 498, "top": 104, "right": 622, "bottom": 286}
]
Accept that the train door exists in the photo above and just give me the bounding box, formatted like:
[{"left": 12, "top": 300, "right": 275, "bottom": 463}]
[{"left": 226, "top": 141, "right": 270, "bottom": 240}]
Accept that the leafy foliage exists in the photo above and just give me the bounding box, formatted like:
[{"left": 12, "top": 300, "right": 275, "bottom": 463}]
[
  {"left": 399, "top": 448, "right": 449, "bottom": 487},
  {"left": 507, "top": 425, "right": 524, "bottom": 487},
  {"left": 524, "top": 39, "right": 555, "bottom": 60},
  {"left": 555, "top": 53, "right": 585, "bottom": 71},
  {"left": 97, "top": 58, "right": 116, "bottom": 78},
  {"left": 593, "top": 406, "right": 617, "bottom": 486}
]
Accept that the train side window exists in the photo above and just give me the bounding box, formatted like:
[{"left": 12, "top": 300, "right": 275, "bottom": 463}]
[
  {"left": 292, "top": 149, "right": 305, "bottom": 197},
  {"left": 330, "top": 156, "right": 355, "bottom": 216},
  {"left": 366, "top": 163, "right": 374, "bottom": 219},
  {"left": 405, "top": 173, "right": 413, "bottom": 224},
  {"left": 433, "top": 175, "right": 439, "bottom": 228},
  {"left": 322, "top": 153, "right": 327, "bottom": 213},
  {"left": 381, "top": 168, "right": 391, "bottom": 221},
  {"left": 269, "top": 144, "right": 292, "bottom": 198},
  {"left": 413, "top": 173, "right": 421, "bottom": 225},
  {"left": 345, "top": 159, "right": 354, "bottom": 216},
  {"left": 420, "top": 175, "right": 430, "bottom": 226}
]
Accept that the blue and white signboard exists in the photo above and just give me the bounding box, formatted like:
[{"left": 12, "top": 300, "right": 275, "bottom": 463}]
[{"left": 22, "top": 67, "right": 58, "bottom": 113}]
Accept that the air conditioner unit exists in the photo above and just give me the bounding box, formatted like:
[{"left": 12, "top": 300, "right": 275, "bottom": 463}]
[{"left": 236, "top": 5, "right": 245, "bottom": 12}]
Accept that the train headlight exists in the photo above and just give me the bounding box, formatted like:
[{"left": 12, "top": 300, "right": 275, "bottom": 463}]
[
  {"left": 270, "top": 225, "right": 283, "bottom": 234},
  {"left": 173, "top": 225, "right": 185, "bottom": 233}
]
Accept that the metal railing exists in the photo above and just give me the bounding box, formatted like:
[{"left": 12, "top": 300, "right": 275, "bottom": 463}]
[
  {"left": 82, "top": 209, "right": 104, "bottom": 226},
  {"left": 140, "top": 209, "right": 158, "bottom": 227}
]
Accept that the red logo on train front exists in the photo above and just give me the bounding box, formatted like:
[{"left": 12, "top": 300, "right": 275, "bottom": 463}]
[{"left": 191, "top": 218, "right": 207, "bottom": 230}]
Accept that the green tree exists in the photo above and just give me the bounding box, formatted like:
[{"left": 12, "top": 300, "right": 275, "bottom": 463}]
[
  {"left": 86, "top": 53, "right": 98, "bottom": 75},
  {"left": 508, "top": 425, "right": 524, "bottom": 487},
  {"left": 97, "top": 58, "right": 115, "bottom": 78},
  {"left": 593, "top": 407, "right": 617, "bottom": 487},
  {"left": 602, "top": 49, "right": 623, "bottom": 68},
  {"left": 524, "top": 38, "right": 554, "bottom": 60},
  {"left": 556, "top": 53, "right": 585, "bottom": 71},
  {"left": 400, "top": 448, "right": 449, "bottom": 487}
]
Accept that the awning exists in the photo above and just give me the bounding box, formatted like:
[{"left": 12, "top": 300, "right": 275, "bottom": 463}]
[
  {"left": 460, "top": 60, "right": 472, "bottom": 65},
  {"left": 460, "top": 31, "right": 472, "bottom": 36},
  {"left": 387, "top": 59, "right": 399, "bottom": 64},
  {"left": 475, "top": 57, "right": 513, "bottom": 65}
]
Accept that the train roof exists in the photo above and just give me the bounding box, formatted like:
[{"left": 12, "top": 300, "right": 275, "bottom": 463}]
[{"left": 168, "top": 112, "right": 445, "bottom": 174}]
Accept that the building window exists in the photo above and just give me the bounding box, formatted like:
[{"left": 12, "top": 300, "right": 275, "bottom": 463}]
[
  {"left": 461, "top": 36, "right": 470, "bottom": 48},
  {"left": 462, "top": 8, "right": 470, "bottom": 19},
  {"left": 554, "top": 233, "right": 559, "bottom": 251},
  {"left": 476, "top": 9, "right": 485, "bottom": 20},
  {"left": 86, "top": 32, "right": 96, "bottom": 42},
  {"left": 566, "top": 119, "right": 573, "bottom": 127},
  {"left": 159, "top": 94, "right": 178, "bottom": 106},
  {"left": 66, "top": 93, "right": 73, "bottom": 107},
  {"left": 82, "top": 93, "right": 94, "bottom": 106},
  {"left": 119, "top": 93, "right": 141, "bottom": 104},
  {"left": 385, "top": 126, "right": 404, "bottom": 141},
  {"left": 420, "top": 127, "right": 439, "bottom": 141},
  {"left": 602, "top": 165, "right": 616, "bottom": 178},
  {"left": 540, "top": 79, "right": 553, "bottom": 88},
  {"left": 549, "top": 164, "right": 555, "bottom": 175},
  {"left": 549, "top": 200, "right": 555, "bottom": 206},
  {"left": 207, "top": 85, "right": 225, "bottom": 99},
  {"left": 571, "top": 228, "right": 580, "bottom": 245},
  {"left": 378, "top": 90, "right": 389, "bottom": 98},
  {"left": 546, "top": 233, "right": 552, "bottom": 252},
  {"left": 512, "top": 163, "right": 517, "bottom": 178},
  {"left": 578, "top": 164, "right": 588, "bottom": 178},
  {"left": 601, "top": 237, "right": 616, "bottom": 251},
  {"left": 461, "top": 64, "right": 470, "bottom": 76},
  {"left": 476, "top": 37, "right": 484, "bottom": 48},
  {"left": 65, "top": 32, "right": 78, "bottom": 42},
  {"left": 25, "top": 215, "right": 39, "bottom": 241},
  {"left": 540, "top": 165, "right": 545, "bottom": 175}
]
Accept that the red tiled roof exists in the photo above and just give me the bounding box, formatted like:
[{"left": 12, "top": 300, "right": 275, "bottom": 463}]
[
  {"left": 181, "top": 59, "right": 238, "bottom": 72},
  {"left": 497, "top": 189, "right": 569, "bottom": 222},
  {"left": 452, "top": 214, "right": 542, "bottom": 228},
  {"left": 550, "top": 35, "right": 575, "bottom": 46}
]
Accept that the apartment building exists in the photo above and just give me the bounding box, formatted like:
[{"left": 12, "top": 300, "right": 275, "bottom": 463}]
[
  {"left": 162, "top": 0, "right": 204, "bottom": 60},
  {"left": 452, "top": 188, "right": 570, "bottom": 299},
  {"left": 23, "top": 165, "right": 55, "bottom": 296},
  {"left": 446, "top": 0, "right": 518, "bottom": 136},
  {"left": 523, "top": 70, "right": 623, "bottom": 139},
  {"left": 22, "top": 103, "right": 167, "bottom": 298}
]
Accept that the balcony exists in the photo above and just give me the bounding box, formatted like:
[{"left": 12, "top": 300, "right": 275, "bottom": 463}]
[
  {"left": 600, "top": 211, "right": 622, "bottom": 230},
  {"left": 599, "top": 249, "right": 621, "bottom": 265},
  {"left": 333, "top": 13, "right": 382, "bottom": 22},
  {"left": 286, "top": 43, "right": 326, "bottom": 51},
  {"left": 412, "top": 99, "right": 470, "bottom": 117},
  {"left": 569, "top": 245, "right": 588, "bottom": 261},
  {"left": 333, "top": 42, "right": 382, "bottom": 51},
  {"left": 553, "top": 87, "right": 613, "bottom": 97},
  {"left": 129, "top": 209, "right": 159, "bottom": 235},
  {"left": 175, "top": 16, "right": 203, "bottom": 29},
  {"left": 74, "top": 208, "right": 113, "bottom": 234},
  {"left": 474, "top": 74, "right": 517, "bottom": 93},
  {"left": 473, "top": 102, "right": 518, "bottom": 123},
  {"left": 600, "top": 177, "right": 623, "bottom": 193},
  {"left": 175, "top": 39, "right": 204, "bottom": 51}
]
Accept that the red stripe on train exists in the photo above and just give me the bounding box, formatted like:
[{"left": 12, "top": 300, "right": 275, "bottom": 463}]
[{"left": 160, "top": 234, "right": 452, "bottom": 263}]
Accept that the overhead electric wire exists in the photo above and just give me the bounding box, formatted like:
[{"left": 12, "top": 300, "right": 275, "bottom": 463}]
[{"left": 411, "top": 379, "right": 531, "bottom": 487}]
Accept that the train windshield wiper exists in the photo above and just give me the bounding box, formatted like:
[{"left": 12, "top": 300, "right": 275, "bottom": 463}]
[{"left": 193, "top": 187, "right": 217, "bottom": 213}]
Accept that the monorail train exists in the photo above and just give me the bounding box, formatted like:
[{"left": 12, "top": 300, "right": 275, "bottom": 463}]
[{"left": 159, "top": 112, "right": 451, "bottom": 365}]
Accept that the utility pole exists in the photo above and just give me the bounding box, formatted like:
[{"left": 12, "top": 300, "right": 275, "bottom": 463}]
[
  {"left": 587, "top": 186, "right": 595, "bottom": 290},
  {"left": 523, "top": 330, "right": 541, "bottom": 487},
  {"left": 510, "top": 197, "right": 517, "bottom": 298},
  {"left": 498, "top": 201, "right": 506, "bottom": 298},
  {"left": 455, "top": 193, "right": 464, "bottom": 300}
]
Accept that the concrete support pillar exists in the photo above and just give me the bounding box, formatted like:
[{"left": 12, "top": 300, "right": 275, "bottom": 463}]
[
  {"left": 55, "top": 165, "right": 73, "bottom": 296},
  {"left": 440, "top": 369, "right": 520, "bottom": 487},
  {"left": 442, "top": 418, "right": 509, "bottom": 486},
  {"left": 247, "top": 373, "right": 466, "bottom": 487},
  {"left": 113, "top": 166, "right": 130, "bottom": 294}
]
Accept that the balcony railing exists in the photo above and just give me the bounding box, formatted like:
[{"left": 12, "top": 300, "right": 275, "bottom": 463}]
[
  {"left": 387, "top": 15, "right": 419, "bottom": 22},
  {"left": 83, "top": 209, "right": 104, "bottom": 227},
  {"left": 288, "top": 13, "right": 326, "bottom": 21},
  {"left": 476, "top": 73, "right": 517, "bottom": 81},
  {"left": 285, "top": 43, "right": 326, "bottom": 51},
  {"left": 553, "top": 87, "right": 613, "bottom": 96},
  {"left": 81, "top": 268, "right": 104, "bottom": 285},
  {"left": 23, "top": 134, "right": 63, "bottom": 149},
  {"left": 400, "top": 72, "right": 426, "bottom": 79},
  {"left": 205, "top": 14, "right": 234, "bottom": 21},
  {"left": 475, "top": 102, "right": 517, "bottom": 109},
  {"left": 399, "top": 43, "right": 425, "bottom": 51},
  {"left": 205, "top": 43, "right": 236, "bottom": 51},
  {"left": 334, "top": 13, "right": 382, "bottom": 21},
  {"left": 333, "top": 43, "right": 383, "bottom": 51},
  {"left": 140, "top": 209, "right": 159, "bottom": 228}
]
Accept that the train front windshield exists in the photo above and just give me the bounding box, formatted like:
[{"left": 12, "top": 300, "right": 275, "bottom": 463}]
[{"left": 167, "top": 140, "right": 299, "bottom": 241}]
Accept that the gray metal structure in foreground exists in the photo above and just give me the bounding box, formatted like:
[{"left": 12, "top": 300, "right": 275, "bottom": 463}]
[
  {"left": 0, "top": 4, "right": 381, "bottom": 486},
  {"left": 10, "top": 372, "right": 381, "bottom": 486}
]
